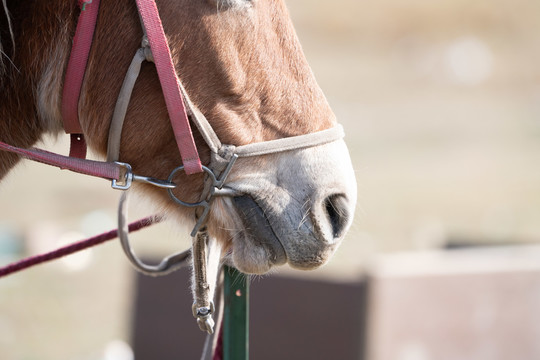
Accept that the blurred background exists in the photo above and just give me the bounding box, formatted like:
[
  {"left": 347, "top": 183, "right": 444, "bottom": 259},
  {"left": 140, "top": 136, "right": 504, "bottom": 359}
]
[{"left": 1, "top": 0, "right": 540, "bottom": 359}]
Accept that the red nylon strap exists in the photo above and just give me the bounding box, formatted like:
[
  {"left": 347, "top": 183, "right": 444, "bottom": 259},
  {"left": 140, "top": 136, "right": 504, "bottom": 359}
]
[
  {"left": 0, "top": 216, "right": 158, "bottom": 278},
  {"left": 0, "top": 141, "right": 121, "bottom": 181},
  {"left": 69, "top": 133, "right": 88, "bottom": 159},
  {"left": 61, "top": 0, "right": 101, "bottom": 158},
  {"left": 135, "top": 0, "right": 203, "bottom": 174}
]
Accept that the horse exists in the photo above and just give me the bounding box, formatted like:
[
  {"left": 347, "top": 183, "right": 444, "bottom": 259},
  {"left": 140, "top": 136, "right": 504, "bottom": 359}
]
[{"left": 0, "top": 0, "right": 357, "bottom": 337}]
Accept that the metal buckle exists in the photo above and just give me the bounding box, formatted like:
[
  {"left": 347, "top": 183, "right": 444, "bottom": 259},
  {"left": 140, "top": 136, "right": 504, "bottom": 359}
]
[
  {"left": 111, "top": 162, "right": 133, "bottom": 190},
  {"left": 112, "top": 162, "right": 176, "bottom": 190},
  {"left": 192, "top": 302, "right": 216, "bottom": 334}
]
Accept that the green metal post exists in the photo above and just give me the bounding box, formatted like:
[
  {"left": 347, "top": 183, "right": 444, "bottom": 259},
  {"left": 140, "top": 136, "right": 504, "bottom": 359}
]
[{"left": 223, "top": 266, "right": 249, "bottom": 360}]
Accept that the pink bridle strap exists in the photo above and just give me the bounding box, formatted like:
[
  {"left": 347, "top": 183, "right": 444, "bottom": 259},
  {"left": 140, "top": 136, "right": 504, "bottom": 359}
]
[
  {"left": 0, "top": 141, "right": 122, "bottom": 183},
  {"left": 61, "top": 0, "right": 101, "bottom": 159},
  {"left": 135, "top": 0, "right": 203, "bottom": 175}
]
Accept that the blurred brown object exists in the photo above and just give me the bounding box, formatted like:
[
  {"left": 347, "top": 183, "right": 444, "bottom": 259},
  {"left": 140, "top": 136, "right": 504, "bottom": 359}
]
[
  {"left": 366, "top": 245, "right": 540, "bottom": 360},
  {"left": 131, "top": 267, "right": 367, "bottom": 360}
]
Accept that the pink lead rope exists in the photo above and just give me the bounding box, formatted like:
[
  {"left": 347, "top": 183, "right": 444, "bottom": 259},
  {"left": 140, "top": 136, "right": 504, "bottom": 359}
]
[{"left": 0, "top": 217, "right": 158, "bottom": 278}]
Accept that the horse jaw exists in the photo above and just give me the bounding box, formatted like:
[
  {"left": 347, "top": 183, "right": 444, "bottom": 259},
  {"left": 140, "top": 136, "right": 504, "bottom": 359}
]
[{"left": 208, "top": 139, "right": 357, "bottom": 274}]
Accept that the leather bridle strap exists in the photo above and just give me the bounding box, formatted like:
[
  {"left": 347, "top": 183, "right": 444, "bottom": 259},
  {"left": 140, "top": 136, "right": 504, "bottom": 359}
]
[
  {"left": 107, "top": 46, "right": 150, "bottom": 162},
  {"left": 0, "top": 140, "right": 177, "bottom": 191},
  {"left": 135, "top": 0, "right": 203, "bottom": 175},
  {"left": 61, "top": 0, "right": 101, "bottom": 159},
  {"left": 236, "top": 125, "right": 344, "bottom": 157},
  {"left": 0, "top": 141, "right": 122, "bottom": 181}
]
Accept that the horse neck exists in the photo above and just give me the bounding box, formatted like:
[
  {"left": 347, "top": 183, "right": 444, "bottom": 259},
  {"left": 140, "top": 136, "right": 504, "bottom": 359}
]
[{"left": 0, "top": 1, "right": 76, "bottom": 179}]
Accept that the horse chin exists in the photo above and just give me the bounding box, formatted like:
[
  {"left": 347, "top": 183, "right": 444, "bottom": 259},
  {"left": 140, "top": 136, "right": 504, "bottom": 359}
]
[
  {"left": 228, "top": 195, "right": 337, "bottom": 275},
  {"left": 230, "top": 195, "right": 287, "bottom": 274}
]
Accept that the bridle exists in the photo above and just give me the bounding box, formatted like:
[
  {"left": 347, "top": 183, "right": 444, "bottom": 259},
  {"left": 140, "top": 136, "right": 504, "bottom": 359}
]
[{"left": 0, "top": 0, "right": 345, "bottom": 336}]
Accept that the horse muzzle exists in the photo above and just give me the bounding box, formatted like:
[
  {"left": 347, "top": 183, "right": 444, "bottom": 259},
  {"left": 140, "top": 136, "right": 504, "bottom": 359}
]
[{"left": 220, "top": 139, "right": 357, "bottom": 274}]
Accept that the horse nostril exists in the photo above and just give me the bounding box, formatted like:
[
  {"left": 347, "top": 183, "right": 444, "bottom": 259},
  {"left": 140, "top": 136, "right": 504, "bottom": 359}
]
[{"left": 323, "top": 194, "right": 349, "bottom": 239}]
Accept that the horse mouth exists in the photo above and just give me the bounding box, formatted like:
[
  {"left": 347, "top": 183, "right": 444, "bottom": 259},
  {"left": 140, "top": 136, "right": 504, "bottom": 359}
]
[{"left": 232, "top": 195, "right": 287, "bottom": 266}]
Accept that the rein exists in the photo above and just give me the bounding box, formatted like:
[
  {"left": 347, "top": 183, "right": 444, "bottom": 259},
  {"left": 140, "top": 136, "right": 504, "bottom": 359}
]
[
  {"left": 0, "top": 0, "right": 346, "bottom": 343},
  {"left": 0, "top": 216, "right": 159, "bottom": 277}
]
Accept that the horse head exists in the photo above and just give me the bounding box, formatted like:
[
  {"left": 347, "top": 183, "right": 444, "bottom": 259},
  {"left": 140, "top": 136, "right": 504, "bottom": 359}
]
[
  {"left": 1, "top": 0, "right": 357, "bottom": 275},
  {"left": 80, "top": 0, "right": 357, "bottom": 274}
]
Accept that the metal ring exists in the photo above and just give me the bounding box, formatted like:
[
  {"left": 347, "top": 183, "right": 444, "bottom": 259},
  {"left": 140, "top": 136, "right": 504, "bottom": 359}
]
[{"left": 167, "top": 165, "right": 217, "bottom": 207}]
